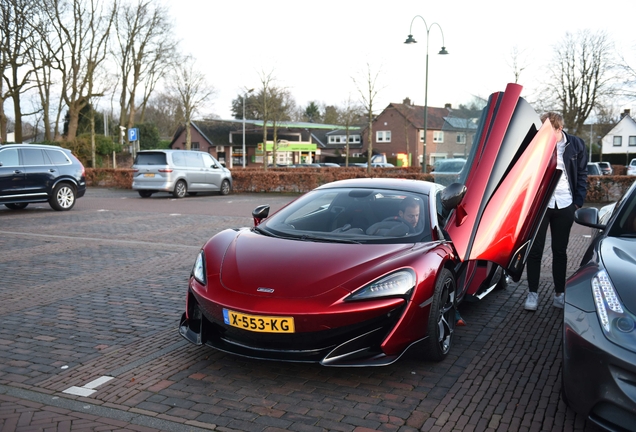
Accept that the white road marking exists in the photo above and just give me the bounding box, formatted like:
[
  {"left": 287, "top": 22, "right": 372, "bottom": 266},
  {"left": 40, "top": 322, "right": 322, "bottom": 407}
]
[{"left": 63, "top": 376, "right": 114, "bottom": 397}]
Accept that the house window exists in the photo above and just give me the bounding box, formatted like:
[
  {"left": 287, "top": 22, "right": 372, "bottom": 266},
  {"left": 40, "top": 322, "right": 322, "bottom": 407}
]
[
  {"left": 433, "top": 131, "right": 444, "bottom": 143},
  {"left": 613, "top": 136, "right": 622, "bottom": 146},
  {"left": 192, "top": 142, "right": 200, "bottom": 150},
  {"left": 376, "top": 131, "right": 391, "bottom": 142},
  {"left": 630, "top": 136, "right": 636, "bottom": 147},
  {"left": 328, "top": 136, "right": 335, "bottom": 144},
  {"left": 456, "top": 133, "right": 466, "bottom": 144},
  {"left": 349, "top": 135, "right": 360, "bottom": 143}
]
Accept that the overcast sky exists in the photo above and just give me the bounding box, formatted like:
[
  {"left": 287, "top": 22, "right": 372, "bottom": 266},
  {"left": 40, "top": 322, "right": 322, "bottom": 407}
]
[{"left": 169, "top": 0, "right": 636, "bottom": 120}]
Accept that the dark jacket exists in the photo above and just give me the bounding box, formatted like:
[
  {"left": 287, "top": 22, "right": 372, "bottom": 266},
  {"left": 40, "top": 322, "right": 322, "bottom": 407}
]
[{"left": 562, "top": 131, "right": 588, "bottom": 208}]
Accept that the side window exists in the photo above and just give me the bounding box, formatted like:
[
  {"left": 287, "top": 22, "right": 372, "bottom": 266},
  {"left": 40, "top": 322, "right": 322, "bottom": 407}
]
[
  {"left": 0, "top": 149, "right": 20, "bottom": 167},
  {"left": 21, "top": 148, "right": 47, "bottom": 165},
  {"left": 201, "top": 153, "right": 216, "bottom": 168},
  {"left": 45, "top": 149, "right": 71, "bottom": 165},
  {"left": 172, "top": 152, "right": 186, "bottom": 167},
  {"left": 184, "top": 152, "right": 203, "bottom": 168}
]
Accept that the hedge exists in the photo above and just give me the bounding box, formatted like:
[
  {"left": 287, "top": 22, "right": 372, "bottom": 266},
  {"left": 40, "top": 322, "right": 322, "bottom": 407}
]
[{"left": 84, "top": 167, "right": 635, "bottom": 203}]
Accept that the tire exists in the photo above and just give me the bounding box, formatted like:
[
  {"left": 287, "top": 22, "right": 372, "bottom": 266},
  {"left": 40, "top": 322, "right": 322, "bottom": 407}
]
[
  {"left": 49, "top": 183, "right": 76, "bottom": 211},
  {"left": 494, "top": 267, "right": 508, "bottom": 291},
  {"left": 172, "top": 180, "right": 187, "bottom": 198},
  {"left": 5, "top": 203, "right": 28, "bottom": 210},
  {"left": 219, "top": 179, "right": 231, "bottom": 196},
  {"left": 424, "top": 268, "right": 456, "bottom": 362},
  {"left": 138, "top": 191, "right": 153, "bottom": 198}
]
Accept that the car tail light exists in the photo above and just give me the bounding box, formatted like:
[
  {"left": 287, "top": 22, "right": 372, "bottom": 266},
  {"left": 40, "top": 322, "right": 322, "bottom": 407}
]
[{"left": 159, "top": 169, "right": 173, "bottom": 173}]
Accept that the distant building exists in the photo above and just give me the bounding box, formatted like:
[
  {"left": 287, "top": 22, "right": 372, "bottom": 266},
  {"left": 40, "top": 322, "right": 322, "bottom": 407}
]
[
  {"left": 169, "top": 119, "right": 359, "bottom": 168},
  {"left": 359, "top": 99, "right": 478, "bottom": 168},
  {"left": 600, "top": 110, "right": 636, "bottom": 161}
]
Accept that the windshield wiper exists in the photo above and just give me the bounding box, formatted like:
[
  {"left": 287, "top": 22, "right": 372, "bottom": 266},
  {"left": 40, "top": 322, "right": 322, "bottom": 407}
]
[
  {"left": 298, "top": 234, "right": 361, "bottom": 244},
  {"left": 251, "top": 226, "right": 290, "bottom": 239}
]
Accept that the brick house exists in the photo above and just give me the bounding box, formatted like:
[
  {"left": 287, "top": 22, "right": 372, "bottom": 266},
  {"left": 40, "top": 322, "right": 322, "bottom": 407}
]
[{"left": 359, "top": 99, "right": 477, "bottom": 168}]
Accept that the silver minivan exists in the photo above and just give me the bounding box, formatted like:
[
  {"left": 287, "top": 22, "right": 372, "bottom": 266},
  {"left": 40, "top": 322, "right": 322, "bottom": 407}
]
[{"left": 132, "top": 150, "right": 232, "bottom": 198}]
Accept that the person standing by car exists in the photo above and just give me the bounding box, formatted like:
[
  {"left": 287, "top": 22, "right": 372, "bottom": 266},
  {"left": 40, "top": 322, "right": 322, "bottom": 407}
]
[{"left": 525, "top": 112, "right": 588, "bottom": 311}]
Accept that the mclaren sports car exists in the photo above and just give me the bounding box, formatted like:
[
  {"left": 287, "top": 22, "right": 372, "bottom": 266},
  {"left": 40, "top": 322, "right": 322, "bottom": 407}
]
[{"left": 179, "top": 83, "right": 561, "bottom": 366}]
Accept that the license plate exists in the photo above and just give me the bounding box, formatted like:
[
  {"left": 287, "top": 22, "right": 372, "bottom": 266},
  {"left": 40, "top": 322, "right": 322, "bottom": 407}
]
[
  {"left": 223, "top": 309, "right": 295, "bottom": 333},
  {"left": 143, "top": 173, "right": 155, "bottom": 177}
]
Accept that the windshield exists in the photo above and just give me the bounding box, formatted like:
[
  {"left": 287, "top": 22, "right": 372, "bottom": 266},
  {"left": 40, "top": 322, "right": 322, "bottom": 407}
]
[{"left": 259, "top": 187, "right": 431, "bottom": 244}]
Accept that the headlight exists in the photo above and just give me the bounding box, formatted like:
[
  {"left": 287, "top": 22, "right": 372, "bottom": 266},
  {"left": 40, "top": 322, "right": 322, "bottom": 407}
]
[
  {"left": 192, "top": 250, "right": 206, "bottom": 285},
  {"left": 347, "top": 269, "right": 416, "bottom": 301},
  {"left": 592, "top": 270, "right": 636, "bottom": 350}
]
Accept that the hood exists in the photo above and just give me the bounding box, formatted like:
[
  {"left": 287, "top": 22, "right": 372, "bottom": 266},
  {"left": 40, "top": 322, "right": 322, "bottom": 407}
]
[
  {"left": 218, "top": 230, "right": 413, "bottom": 298},
  {"left": 601, "top": 237, "right": 636, "bottom": 313}
]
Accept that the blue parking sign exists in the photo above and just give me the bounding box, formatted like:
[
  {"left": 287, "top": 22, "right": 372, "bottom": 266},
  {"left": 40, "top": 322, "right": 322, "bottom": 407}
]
[{"left": 128, "top": 128, "right": 139, "bottom": 141}]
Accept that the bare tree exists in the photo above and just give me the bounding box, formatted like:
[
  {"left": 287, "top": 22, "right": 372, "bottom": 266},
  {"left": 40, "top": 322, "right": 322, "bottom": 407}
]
[
  {"left": 539, "top": 30, "right": 617, "bottom": 135},
  {"left": 45, "top": 0, "right": 117, "bottom": 142},
  {"left": 27, "top": 8, "right": 63, "bottom": 142},
  {"left": 0, "top": 0, "right": 41, "bottom": 143},
  {"left": 114, "top": 0, "right": 177, "bottom": 131},
  {"left": 338, "top": 95, "right": 363, "bottom": 167},
  {"left": 353, "top": 63, "right": 383, "bottom": 173},
  {"left": 167, "top": 56, "right": 215, "bottom": 150},
  {"left": 253, "top": 70, "right": 275, "bottom": 171},
  {"left": 143, "top": 91, "right": 183, "bottom": 138},
  {"left": 269, "top": 87, "right": 294, "bottom": 166},
  {"left": 617, "top": 47, "right": 636, "bottom": 100},
  {"left": 507, "top": 45, "right": 529, "bottom": 84}
]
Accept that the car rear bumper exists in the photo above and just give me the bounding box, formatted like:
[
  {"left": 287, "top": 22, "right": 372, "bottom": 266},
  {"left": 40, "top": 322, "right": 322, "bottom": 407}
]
[
  {"left": 132, "top": 178, "right": 175, "bottom": 192},
  {"left": 563, "top": 303, "right": 636, "bottom": 431}
]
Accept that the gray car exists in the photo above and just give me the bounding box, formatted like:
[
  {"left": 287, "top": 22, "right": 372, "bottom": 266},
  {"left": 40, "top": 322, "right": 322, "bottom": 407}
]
[{"left": 132, "top": 150, "right": 232, "bottom": 198}]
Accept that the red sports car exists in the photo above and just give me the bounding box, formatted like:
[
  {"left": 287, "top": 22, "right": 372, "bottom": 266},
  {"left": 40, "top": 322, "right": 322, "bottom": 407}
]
[{"left": 180, "top": 83, "right": 560, "bottom": 366}]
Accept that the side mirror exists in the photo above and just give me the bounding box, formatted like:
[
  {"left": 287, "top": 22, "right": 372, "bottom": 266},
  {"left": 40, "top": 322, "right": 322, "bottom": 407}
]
[
  {"left": 574, "top": 207, "right": 606, "bottom": 229},
  {"left": 441, "top": 182, "right": 467, "bottom": 211},
  {"left": 252, "top": 205, "right": 270, "bottom": 226}
]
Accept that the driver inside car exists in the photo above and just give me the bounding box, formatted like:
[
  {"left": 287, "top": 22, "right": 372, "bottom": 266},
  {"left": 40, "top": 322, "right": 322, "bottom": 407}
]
[{"left": 366, "top": 196, "right": 423, "bottom": 236}]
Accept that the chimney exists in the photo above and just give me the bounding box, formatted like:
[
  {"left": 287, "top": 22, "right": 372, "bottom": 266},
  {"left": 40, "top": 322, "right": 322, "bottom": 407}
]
[
  {"left": 444, "top": 103, "right": 452, "bottom": 110},
  {"left": 403, "top": 97, "right": 412, "bottom": 106},
  {"left": 622, "top": 108, "right": 631, "bottom": 118}
]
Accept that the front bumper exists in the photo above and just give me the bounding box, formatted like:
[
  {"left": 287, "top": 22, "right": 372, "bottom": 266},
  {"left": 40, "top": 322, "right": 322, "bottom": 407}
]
[
  {"left": 563, "top": 303, "right": 636, "bottom": 431},
  {"left": 179, "top": 289, "right": 412, "bottom": 367}
]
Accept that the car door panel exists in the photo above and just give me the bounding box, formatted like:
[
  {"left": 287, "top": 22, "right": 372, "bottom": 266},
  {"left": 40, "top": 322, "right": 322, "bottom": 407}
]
[
  {"left": 202, "top": 153, "right": 221, "bottom": 191},
  {"left": 444, "top": 83, "right": 560, "bottom": 281},
  {"left": 0, "top": 148, "right": 24, "bottom": 200}
]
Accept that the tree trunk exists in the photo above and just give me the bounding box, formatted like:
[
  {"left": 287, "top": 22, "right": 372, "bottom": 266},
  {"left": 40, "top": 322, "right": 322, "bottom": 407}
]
[
  {"left": 11, "top": 92, "right": 23, "bottom": 142},
  {"left": 185, "top": 121, "right": 191, "bottom": 150}
]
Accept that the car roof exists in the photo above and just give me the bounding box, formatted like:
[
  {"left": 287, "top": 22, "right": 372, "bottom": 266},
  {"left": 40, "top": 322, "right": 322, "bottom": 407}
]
[
  {"left": 0, "top": 143, "right": 67, "bottom": 151},
  {"left": 316, "top": 177, "right": 436, "bottom": 195}
]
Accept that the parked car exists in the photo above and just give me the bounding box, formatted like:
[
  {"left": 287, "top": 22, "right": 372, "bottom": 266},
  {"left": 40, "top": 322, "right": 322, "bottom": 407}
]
[
  {"left": 587, "top": 162, "right": 602, "bottom": 176},
  {"left": 319, "top": 163, "right": 340, "bottom": 168},
  {"left": 132, "top": 150, "right": 232, "bottom": 198},
  {"left": 0, "top": 143, "right": 86, "bottom": 211},
  {"left": 627, "top": 158, "right": 636, "bottom": 176},
  {"left": 562, "top": 180, "right": 636, "bottom": 431},
  {"left": 293, "top": 163, "right": 322, "bottom": 168},
  {"left": 597, "top": 161, "right": 613, "bottom": 175},
  {"left": 178, "top": 83, "right": 560, "bottom": 366},
  {"left": 432, "top": 158, "right": 467, "bottom": 186}
]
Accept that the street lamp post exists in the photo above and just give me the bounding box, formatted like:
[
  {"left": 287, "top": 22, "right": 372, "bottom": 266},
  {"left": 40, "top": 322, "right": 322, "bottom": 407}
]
[
  {"left": 404, "top": 16, "right": 448, "bottom": 172},
  {"left": 242, "top": 88, "right": 254, "bottom": 168}
]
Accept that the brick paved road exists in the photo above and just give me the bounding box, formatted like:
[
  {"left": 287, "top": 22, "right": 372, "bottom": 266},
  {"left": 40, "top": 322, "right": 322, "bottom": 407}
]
[{"left": 0, "top": 189, "right": 603, "bottom": 431}]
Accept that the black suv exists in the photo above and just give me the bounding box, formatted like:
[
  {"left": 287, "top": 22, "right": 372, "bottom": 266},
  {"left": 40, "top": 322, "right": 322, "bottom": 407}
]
[{"left": 0, "top": 143, "right": 86, "bottom": 211}]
